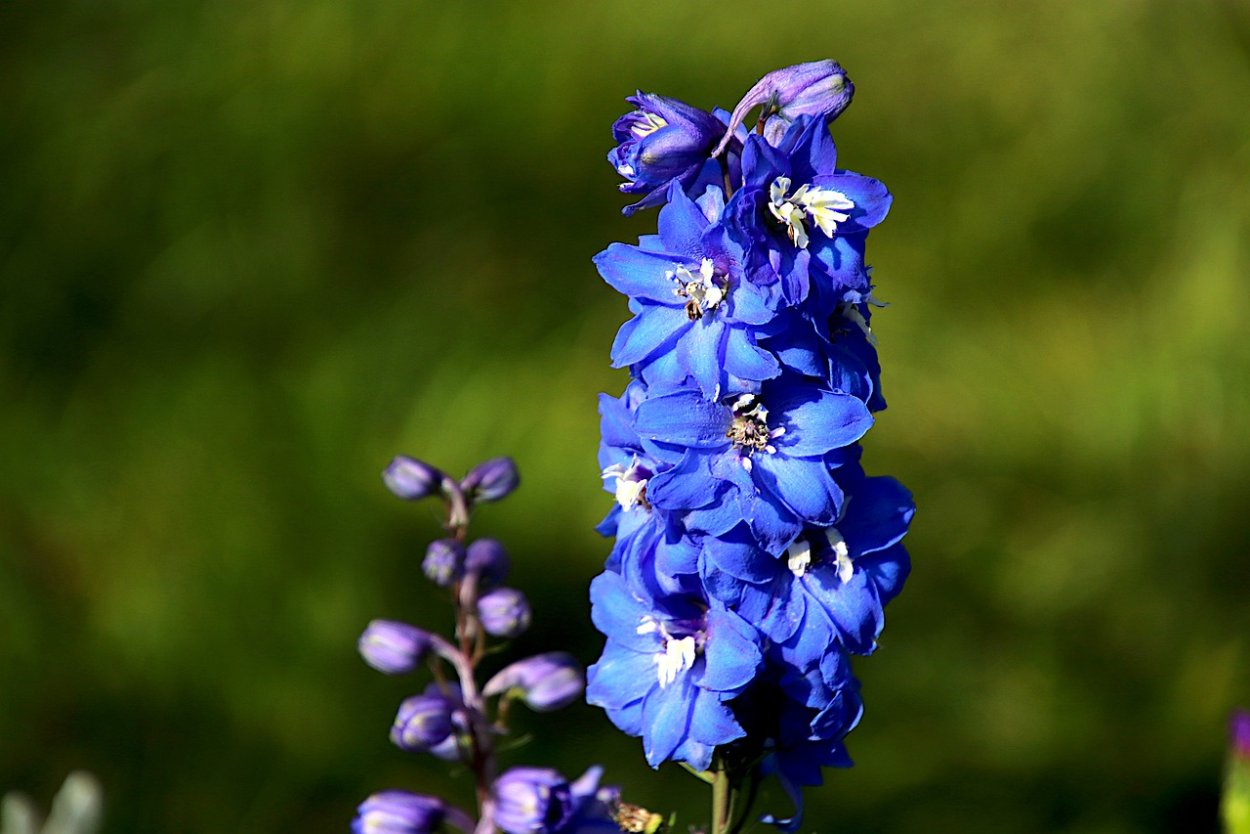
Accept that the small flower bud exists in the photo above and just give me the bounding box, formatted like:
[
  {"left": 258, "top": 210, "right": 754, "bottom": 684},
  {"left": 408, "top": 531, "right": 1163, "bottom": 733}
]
[
  {"left": 358, "top": 620, "right": 432, "bottom": 675},
  {"left": 465, "top": 538, "right": 510, "bottom": 588},
  {"left": 713, "top": 59, "right": 855, "bottom": 157},
  {"left": 352, "top": 791, "right": 446, "bottom": 834},
  {"left": 1233, "top": 710, "right": 1250, "bottom": 761},
  {"left": 493, "top": 768, "right": 576, "bottom": 834},
  {"left": 460, "top": 457, "right": 520, "bottom": 503},
  {"left": 476, "top": 588, "right": 531, "bottom": 639},
  {"left": 423, "top": 539, "right": 466, "bottom": 587},
  {"left": 483, "top": 652, "right": 584, "bottom": 712},
  {"left": 383, "top": 456, "right": 444, "bottom": 501},
  {"left": 390, "top": 689, "right": 458, "bottom": 752}
]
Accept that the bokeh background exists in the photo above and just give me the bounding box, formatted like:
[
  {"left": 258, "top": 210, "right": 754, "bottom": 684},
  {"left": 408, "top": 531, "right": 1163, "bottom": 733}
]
[{"left": 3, "top": 1, "right": 1249, "bottom": 832}]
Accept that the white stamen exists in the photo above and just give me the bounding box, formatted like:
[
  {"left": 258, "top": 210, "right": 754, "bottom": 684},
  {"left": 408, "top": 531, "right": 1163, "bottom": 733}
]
[
  {"left": 636, "top": 615, "right": 659, "bottom": 636},
  {"left": 631, "top": 112, "right": 668, "bottom": 138},
  {"left": 601, "top": 458, "right": 649, "bottom": 512},
  {"left": 655, "top": 635, "right": 697, "bottom": 689},
  {"left": 827, "top": 527, "right": 853, "bottom": 583},
  {"left": 842, "top": 304, "right": 878, "bottom": 347},
  {"left": 768, "top": 176, "right": 854, "bottom": 249},
  {"left": 671, "top": 259, "right": 726, "bottom": 318},
  {"left": 786, "top": 539, "right": 812, "bottom": 578}
]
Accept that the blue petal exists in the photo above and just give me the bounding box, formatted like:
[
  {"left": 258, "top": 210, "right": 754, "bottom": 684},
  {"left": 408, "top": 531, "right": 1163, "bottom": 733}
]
[
  {"left": 678, "top": 316, "right": 726, "bottom": 400},
  {"left": 723, "top": 327, "right": 780, "bottom": 384},
  {"left": 611, "top": 305, "right": 689, "bottom": 368},
  {"left": 595, "top": 244, "right": 686, "bottom": 303},
  {"left": 753, "top": 454, "right": 841, "bottom": 526},
  {"left": 839, "top": 476, "right": 914, "bottom": 555},
  {"left": 775, "top": 391, "right": 873, "bottom": 457},
  {"left": 642, "top": 675, "right": 697, "bottom": 767},
  {"left": 699, "top": 609, "right": 762, "bottom": 692},
  {"left": 589, "top": 572, "right": 655, "bottom": 653},
  {"left": 587, "top": 643, "right": 657, "bottom": 709},
  {"left": 635, "top": 392, "right": 730, "bottom": 448},
  {"left": 646, "top": 451, "right": 718, "bottom": 510},
  {"left": 658, "top": 185, "right": 711, "bottom": 257},
  {"left": 817, "top": 172, "right": 891, "bottom": 233},
  {"left": 688, "top": 689, "right": 745, "bottom": 749}
]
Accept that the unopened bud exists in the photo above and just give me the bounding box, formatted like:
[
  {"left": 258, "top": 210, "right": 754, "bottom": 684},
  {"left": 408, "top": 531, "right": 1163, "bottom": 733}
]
[
  {"left": 352, "top": 792, "right": 447, "bottom": 834},
  {"left": 383, "top": 456, "right": 444, "bottom": 501},
  {"left": 391, "top": 688, "right": 459, "bottom": 752},
  {"left": 465, "top": 538, "right": 510, "bottom": 588},
  {"left": 476, "top": 588, "right": 532, "bottom": 639},
  {"left": 713, "top": 59, "right": 855, "bottom": 157},
  {"left": 423, "top": 539, "right": 466, "bottom": 587},
  {"left": 358, "top": 620, "right": 432, "bottom": 675},
  {"left": 461, "top": 457, "right": 520, "bottom": 503},
  {"left": 483, "top": 652, "right": 584, "bottom": 712}
]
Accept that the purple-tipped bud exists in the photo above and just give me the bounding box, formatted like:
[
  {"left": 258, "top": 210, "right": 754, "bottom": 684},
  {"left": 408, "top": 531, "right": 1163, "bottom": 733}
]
[
  {"left": 461, "top": 457, "right": 519, "bottom": 503},
  {"left": 483, "top": 652, "right": 584, "bottom": 712},
  {"left": 390, "top": 685, "right": 461, "bottom": 752},
  {"left": 383, "top": 456, "right": 444, "bottom": 501},
  {"left": 359, "top": 620, "right": 432, "bottom": 675},
  {"left": 1233, "top": 710, "right": 1250, "bottom": 760},
  {"left": 424, "top": 539, "right": 466, "bottom": 587},
  {"left": 465, "top": 538, "right": 510, "bottom": 587},
  {"left": 493, "top": 768, "right": 576, "bottom": 834},
  {"left": 476, "top": 588, "right": 531, "bottom": 639},
  {"left": 608, "top": 92, "right": 724, "bottom": 216},
  {"left": 351, "top": 791, "right": 446, "bottom": 834},
  {"left": 713, "top": 59, "right": 855, "bottom": 157}
]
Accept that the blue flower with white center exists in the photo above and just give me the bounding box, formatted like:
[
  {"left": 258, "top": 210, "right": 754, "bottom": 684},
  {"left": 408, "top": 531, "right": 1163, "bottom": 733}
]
[
  {"left": 596, "top": 185, "right": 782, "bottom": 400},
  {"left": 702, "top": 468, "right": 913, "bottom": 659},
  {"left": 586, "top": 571, "right": 762, "bottom": 770},
  {"left": 609, "top": 92, "right": 725, "bottom": 216},
  {"left": 635, "top": 378, "right": 873, "bottom": 552},
  {"left": 726, "top": 116, "right": 891, "bottom": 306}
]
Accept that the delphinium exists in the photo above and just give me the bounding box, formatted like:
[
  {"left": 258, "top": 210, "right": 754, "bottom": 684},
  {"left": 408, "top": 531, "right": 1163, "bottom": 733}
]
[
  {"left": 589, "top": 61, "right": 914, "bottom": 832},
  {"left": 354, "top": 456, "right": 619, "bottom": 834}
]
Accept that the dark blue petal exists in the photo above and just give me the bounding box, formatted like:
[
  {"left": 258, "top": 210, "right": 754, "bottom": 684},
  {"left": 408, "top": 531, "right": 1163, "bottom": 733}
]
[
  {"left": 699, "top": 609, "right": 762, "bottom": 692},
  {"left": 775, "top": 391, "right": 873, "bottom": 457}
]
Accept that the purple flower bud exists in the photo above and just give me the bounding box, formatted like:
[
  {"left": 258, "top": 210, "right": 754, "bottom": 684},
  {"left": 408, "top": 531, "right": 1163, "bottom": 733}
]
[
  {"left": 483, "top": 652, "right": 584, "bottom": 712},
  {"left": 465, "top": 538, "right": 510, "bottom": 587},
  {"left": 383, "top": 456, "right": 444, "bottom": 501},
  {"left": 476, "top": 588, "right": 532, "bottom": 639},
  {"left": 461, "top": 457, "right": 520, "bottom": 503},
  {"left": 351, "top": 791, "right": 446, "bottom": 834},
  {"left": 493, "top": 768, "right": 576, "bottom": 834},
  {"left": 424, "top": 539, "right": 466, "bottom": 587},
  {"left": 358, "top": 620, "right": 432, "bottom": 675},
  {"left": 608, "top": 92, "right": 725, "bottom": 216},
  {"left": 1233, "top": 710, "right": 1250, "bottom": 760},
  {"left": 390, "top": 685, "right": 460, "bottom": 752},
  {"left": 713, "top": 59, "right": 855, "bottom": 157}
]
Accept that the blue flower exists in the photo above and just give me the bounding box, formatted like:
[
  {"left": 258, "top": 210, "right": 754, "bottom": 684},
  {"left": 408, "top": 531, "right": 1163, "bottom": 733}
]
[
  {"left": 726, "top": 117, "right": 890, "bottom": 307},
  {"left": 701, "top": 468, "right": 913, "bottom": 657},
  {"left": 609, "top": 93, "right": 725, "bottom": 215},
  {"left": 636, "top": 379, "right": 873, "bottom": 551},
  {"left": 586, "top": 572, "right": 762, "bottom": 769},
  {"left": 596, "top": 185, "right": 782, "bottom": 400}
]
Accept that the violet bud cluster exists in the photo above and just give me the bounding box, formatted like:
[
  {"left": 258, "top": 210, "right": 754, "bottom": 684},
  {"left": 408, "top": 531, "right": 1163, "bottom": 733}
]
[
  {"left": 591, "top": 61, "right": 915, "bottom": 830},
  {"left": 356, "top": 456, "right": 617, "bottom": 834}
]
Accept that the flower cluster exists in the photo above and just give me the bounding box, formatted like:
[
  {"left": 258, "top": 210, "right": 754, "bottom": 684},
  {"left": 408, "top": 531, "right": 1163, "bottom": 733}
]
[
  {"left": 356, "top": 457, "right": 619, "bottom": 834},
  {"left": 588, "top": 61, "right": 914, "bottom": 830}
]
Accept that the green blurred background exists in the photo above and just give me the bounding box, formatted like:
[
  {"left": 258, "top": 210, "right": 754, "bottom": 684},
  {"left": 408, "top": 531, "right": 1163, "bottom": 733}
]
[{"left": 3, "top": 1, "right": 1249, "bottom": 832}]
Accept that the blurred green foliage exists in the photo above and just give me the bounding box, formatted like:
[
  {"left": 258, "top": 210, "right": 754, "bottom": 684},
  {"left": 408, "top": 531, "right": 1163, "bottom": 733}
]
[{"left": 2, "top": 1, "right": 1249, "bottom": 832}]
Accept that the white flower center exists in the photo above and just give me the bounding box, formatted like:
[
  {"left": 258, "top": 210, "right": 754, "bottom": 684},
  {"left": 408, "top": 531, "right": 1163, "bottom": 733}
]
[
  {"left": 601, "top": 458, "right": 649, "bottom": 511},
  {"left": 827, "top": 527, "right": 853, "bottom": 583},
  {"left": 638, "top": 617, "right": 699, "bottom": 689},
  {"left": 767, "top": 176, "right": 854, "bottom": 248},
  {"left": 631, "top": 112, "right": 668, "bottom": 138},
  {"left": 786, "top": 539, "right": 812, "bottom": 578},
  {"left": 668, "top": 259, "right": 725, "bottom": 321}
]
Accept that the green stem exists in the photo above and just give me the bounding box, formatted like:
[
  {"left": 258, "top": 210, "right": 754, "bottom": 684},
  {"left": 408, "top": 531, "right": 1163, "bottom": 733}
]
[{"left": 711, "top": 769, "right": 731, "bottom": 834}]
